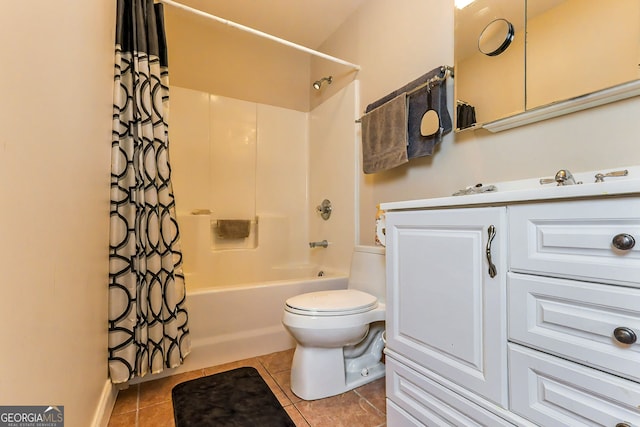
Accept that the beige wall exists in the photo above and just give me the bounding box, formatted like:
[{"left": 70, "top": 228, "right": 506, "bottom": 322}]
[
  {"left": 0, "top": 1, "right": 115, "bottom": 426},
  {"left": 165, "top": 5, "right": 311, "bottom": 112},
  {"left": 312, "top": 0, "right": 640, "bottom": 245}
]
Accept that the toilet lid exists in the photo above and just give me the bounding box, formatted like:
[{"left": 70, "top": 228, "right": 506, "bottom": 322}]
[{"left": 285, "top": 289, "right": 378, "bottom": 316}]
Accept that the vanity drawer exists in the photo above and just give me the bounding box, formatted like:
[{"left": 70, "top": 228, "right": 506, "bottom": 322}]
[
  {"left": 508, "top": 272, "right": 640, "bottom": 382},
  {"left": 386, "top": 356, "right": 518, "bottom": 427},
  {"left": 387, "top": 400, "right": 424, "bottom": 427},
  {"left": 508, "top": 198, "right": 640, "bottom": 287},
  {"left": 509, "top": 343, "right": 640, "bottom": 427}
]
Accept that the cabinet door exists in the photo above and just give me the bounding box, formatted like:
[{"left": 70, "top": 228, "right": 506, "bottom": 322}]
[{"left": 385, "top": 207, "right": 508, "bottom": 407}]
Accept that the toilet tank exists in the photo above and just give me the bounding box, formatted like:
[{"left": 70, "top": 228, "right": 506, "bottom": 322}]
[{"left": 348, "top": 245, "right": 386, "bottom": 302}]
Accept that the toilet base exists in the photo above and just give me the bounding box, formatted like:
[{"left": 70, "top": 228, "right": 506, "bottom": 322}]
[{"left": 289, "top": 324, "right": 386, "bottom": 401}]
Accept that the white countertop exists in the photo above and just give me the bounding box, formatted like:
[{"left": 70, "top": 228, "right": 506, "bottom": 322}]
[{"left": 381, "top": 166, "right": 640, "bottom": 211}]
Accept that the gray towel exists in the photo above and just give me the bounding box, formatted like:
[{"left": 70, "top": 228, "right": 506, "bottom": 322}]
[
  {"left": 361, "top": 93, "right": 408, "bottom": 174},
  {"left": 366, "top": 67, "right": 452, "bottom": 160},
  {"left": 407, "top": 78, "right": 451, "bottom": 159},
  {"left": 216, "top": 219, "right": 250, "bottom": 239}
]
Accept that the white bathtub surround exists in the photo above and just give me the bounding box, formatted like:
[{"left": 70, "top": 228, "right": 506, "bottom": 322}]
[
  {"left": 170, "top": 82, "right": 359, "bottom": 290},
  {"left": 170, "top": 88, "right": 313, "bottom": 290}
]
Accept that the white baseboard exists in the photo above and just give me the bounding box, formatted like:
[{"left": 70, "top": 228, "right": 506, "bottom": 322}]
[{"left": 91, "top": 379, "right": 118, "bottom": 427}]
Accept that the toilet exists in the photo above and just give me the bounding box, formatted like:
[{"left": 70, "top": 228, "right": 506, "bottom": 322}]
[{"left": 282, "top": 245, "right": 386, "bottom": 400}]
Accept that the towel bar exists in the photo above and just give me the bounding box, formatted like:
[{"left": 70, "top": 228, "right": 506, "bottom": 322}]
[{"left": 355, "top": 65, "right": 454, "bottom": 123}]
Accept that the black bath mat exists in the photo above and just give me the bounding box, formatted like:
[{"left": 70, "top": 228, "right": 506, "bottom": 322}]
[{"left": 172, "top": 367, "right": 295, "bottom": 427}]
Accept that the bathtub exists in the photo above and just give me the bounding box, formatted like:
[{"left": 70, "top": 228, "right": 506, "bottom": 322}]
[{"left": 153, "top": 274, "right": 348, "bottom": 379}]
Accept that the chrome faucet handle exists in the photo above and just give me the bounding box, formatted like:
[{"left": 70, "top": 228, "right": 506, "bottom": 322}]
[
  {"left": 595, "top": 169, "right": 628, "bottom": 183},
  {"left": 554, "top": 169, "right": 576, "bottom": 185},
  {"left": 539, "top": 177, "right": 557, "bottom": 185},
  {"left": 539, "top": 169, "right": 582, "bottom": 186}
]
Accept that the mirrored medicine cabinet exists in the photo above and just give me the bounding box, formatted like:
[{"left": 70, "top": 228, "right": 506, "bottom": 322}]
[{"left": 454, "top": 0, "right": 640, "bottom": 132}]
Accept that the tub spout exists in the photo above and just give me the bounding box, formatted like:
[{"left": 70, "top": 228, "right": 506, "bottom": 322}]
[{"left": 309, "top": 240, "right": 329, "bottom": 248}]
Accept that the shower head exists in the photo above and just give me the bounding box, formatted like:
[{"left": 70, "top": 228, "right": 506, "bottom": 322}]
[{"left": 312, "top": 76, "right": 333, "bottom": 90}]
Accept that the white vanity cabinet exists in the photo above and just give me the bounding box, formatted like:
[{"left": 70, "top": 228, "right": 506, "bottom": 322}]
[
  {"left": 506, "top": 198, "right": 640, "bottom": 427},
  {"left": 383, "top": 195, "right": 640, "bottom": 427},
  {"left": 384, "top": 207, "right": 523, "bottom": 425}
]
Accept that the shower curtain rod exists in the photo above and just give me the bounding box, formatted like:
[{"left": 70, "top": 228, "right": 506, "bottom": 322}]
[{"left": 159, "top": 0, "right": 361, "bottom": 71}]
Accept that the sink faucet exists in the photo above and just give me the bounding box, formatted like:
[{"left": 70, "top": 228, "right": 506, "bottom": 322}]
[
  {"left": 309, "top": 240, "right": 329, "bottom": 248},
  {"left": 540, "top": 169, "right": 581, "bottom": 186},
  {"left": 554, "top": 169, "right": 577, "bottom": 185}
]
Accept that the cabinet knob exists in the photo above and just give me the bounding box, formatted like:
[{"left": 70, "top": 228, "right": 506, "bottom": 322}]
[
  {"left": 613, "top": 327, "right": 637, "bottom": 345},
  {"left": 615, "top": 423, "right": 631, "bottom": 427},
  {"left": 612, "top": 233, "right": 635, "bottom": 251}
]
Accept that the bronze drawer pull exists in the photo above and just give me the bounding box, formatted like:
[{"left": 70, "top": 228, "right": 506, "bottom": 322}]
[
  {"left": 613, "top": 327, "right": 637, "bottom": 345},
  {"left": 486, "top": 225, "right": 497, "bottom": 278},
  {"left": 612, "top": 233, "right": 635, "bottom": 251}
]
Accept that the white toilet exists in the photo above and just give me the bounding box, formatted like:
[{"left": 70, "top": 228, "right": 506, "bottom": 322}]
[{"left": 282, "top": 245, "right": 386, "bottom": 400}]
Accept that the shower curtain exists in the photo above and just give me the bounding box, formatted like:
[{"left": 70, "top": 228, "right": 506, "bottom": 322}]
[{"left": 108, "top": 0, "right": 190, "bottom": 383}]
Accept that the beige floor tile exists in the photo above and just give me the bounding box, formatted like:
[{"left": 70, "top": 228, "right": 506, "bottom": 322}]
[
  {"left": 138, "top": 401, "right": 175, "bottom": 427},
  {"left": 259, "top": 348, "right": 295, "bottom": 374},
  {"left": 272, "top": 369, "right": 303, "bottom": 404},
  {"left": 112, "top": 384, "right": 139, "bottom": 415},
  {"left": 295, "top": 390, "right": 386, "bottom": 427},
  {"left": 107, "top": 410, "right": 137, "bottom": 427},
  {"left": 354, "top": 377, "right": 387, "bottom": 415},
  {"left": 108, "top": 350, "right": 388, "bottom": 427},
  {"left": 138, "top": 369, "right": 203, "bottom": 408},
  {"left": 202, "top": 356, "right": 262, "bottom": 375},
  {"left": 284, "top": 404, "right": 311, "bottom": 427}
]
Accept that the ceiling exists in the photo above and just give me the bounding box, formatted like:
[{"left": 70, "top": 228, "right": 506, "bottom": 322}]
[{"left": 165, "top": 0, "right": 369, "bottom": 49}]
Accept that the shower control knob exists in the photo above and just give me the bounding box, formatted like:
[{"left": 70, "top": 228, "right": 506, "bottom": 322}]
[
  {"left": 612, "top": 233, "right": 635, "bottom": 251},
  {"left": 316, "top": 199, "right": 332, "bottom": 220}
]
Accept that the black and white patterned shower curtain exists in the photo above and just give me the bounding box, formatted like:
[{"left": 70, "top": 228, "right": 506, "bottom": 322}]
[{"left": 108, "top": 0, "right": 190, "bottom": 384}]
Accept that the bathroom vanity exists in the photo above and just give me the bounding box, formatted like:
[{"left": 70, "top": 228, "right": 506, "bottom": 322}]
[{"left": 380, "top": 168, "right": 640, "bottom": 426}]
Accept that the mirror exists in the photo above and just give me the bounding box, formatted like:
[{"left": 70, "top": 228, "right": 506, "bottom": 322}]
[
  {"left": 455, "top": 0, "right": 640, "bottom": 132},
  {"left": 478, "top": 19, "right": 514, "bottom": 56},
  {"left": 455, "top": 0, "right": 526, "bottom": 128}
]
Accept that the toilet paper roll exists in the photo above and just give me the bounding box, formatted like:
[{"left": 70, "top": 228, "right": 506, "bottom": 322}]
[{"left": 375, "top": 210, "right": 386, "bottom": 247}]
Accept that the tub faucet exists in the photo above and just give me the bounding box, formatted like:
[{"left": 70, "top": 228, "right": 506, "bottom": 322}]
[{"left": 309, "top": 240, "right": 329, "bottom": 248}]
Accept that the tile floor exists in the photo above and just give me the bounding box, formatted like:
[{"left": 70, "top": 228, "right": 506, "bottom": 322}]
[{"left": 107, "top": 348, "right": 387, "bottom": 427}]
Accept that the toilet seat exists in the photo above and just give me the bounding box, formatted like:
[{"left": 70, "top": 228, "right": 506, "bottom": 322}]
[{"left": 285, "top": 289, "right": 378, "bottom": 316}]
